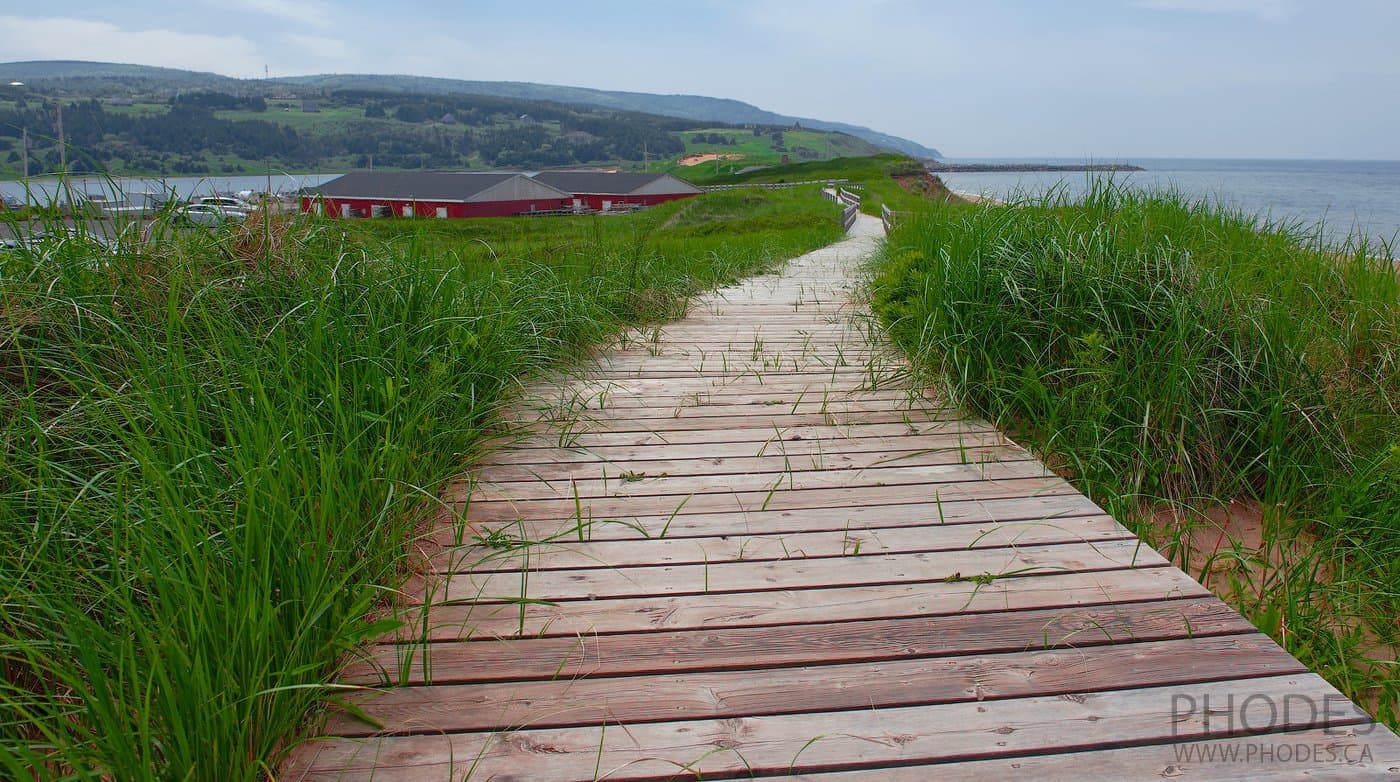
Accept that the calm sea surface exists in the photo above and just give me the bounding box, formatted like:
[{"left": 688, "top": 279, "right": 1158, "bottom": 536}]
[
  {"left": 938, "top": 158, "right": 1400, "bottom": 249},
  {"left": 0, "top": 173, "right": 342, "bottom": 204}
]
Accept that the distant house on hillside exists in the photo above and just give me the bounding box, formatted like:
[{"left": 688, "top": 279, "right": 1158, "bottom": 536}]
[
  {"left": 440, "top": 113, "right": 457, "bottom": 124},
  {"left": 529, "top": 171, "right": 702, "bottom": 212},
  {"left": 302, "top": 100, "right": 321, "bottom": 113},
  {"left": 107, "top": 97, "right": 134, "bottom": 107},
  {"left": 301, "top": 171, "right": 571, "bottom": 218}
]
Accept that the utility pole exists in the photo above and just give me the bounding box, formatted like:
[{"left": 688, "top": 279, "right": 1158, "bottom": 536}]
[
  {"left": 21, "top": 126, "right": 28, "bottom": 181},
  {"left": 54, "top": 100, "right": 66, "bottom": 172}
]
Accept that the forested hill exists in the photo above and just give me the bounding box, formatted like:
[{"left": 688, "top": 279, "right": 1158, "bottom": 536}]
[
  {"left": 0, "top": 83, "right": 885, "bottom": 177},
  {"left": 271, "top": 74, "right": 942, "bottom": 159},
  {"left": 0, "top": 60, "right": 942, "bottom": 159}
]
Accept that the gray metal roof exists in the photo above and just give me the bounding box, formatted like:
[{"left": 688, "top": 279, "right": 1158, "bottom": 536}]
[
  {"left": 310, "top": 172, "right": 531, "bottom": 202},
  {"left": 530, "top": 171, "right": 700, "bottom": 196}
]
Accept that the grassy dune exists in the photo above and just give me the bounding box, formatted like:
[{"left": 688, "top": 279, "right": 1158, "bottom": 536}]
[
  {"left": 0, "top": 188, "right": 841, "bottom": 779},
  {"left": 869, "top": 182, "right": 1399, "bottom": 726}
]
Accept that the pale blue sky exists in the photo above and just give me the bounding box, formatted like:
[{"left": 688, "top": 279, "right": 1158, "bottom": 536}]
[{"left": 1, "top": 1, "right": 1396, "bottom": 159}]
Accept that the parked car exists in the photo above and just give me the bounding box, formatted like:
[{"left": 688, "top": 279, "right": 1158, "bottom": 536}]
[
  {"left": 172, "top": 203, "right": 247, "bottom": 227},
  {"left": 1, "top": 194, "right": 23, "bottom": 211},
  {"left": 194, "top": 195, "right": 256, "bottom": 214}
]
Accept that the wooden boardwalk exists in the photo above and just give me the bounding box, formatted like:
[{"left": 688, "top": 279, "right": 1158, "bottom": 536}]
[{"left": 285, "top": 215, "right": 1400, "bottom": 780}]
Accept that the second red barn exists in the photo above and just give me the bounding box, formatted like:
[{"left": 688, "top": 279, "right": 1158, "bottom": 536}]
[{"left": 530, "top": 171, "right": 703, "bottom": 212}]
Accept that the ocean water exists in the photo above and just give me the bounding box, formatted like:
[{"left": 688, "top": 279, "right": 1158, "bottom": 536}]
[
  {"left": 937, "top": 158, "right": 1400, "bottom": 250},
  {"left": 0, "top": 173, "right": 342, "bottom": 205}
]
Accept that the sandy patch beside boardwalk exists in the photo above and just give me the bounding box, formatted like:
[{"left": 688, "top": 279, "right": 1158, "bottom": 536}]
[{"left": 678, "top": 152, "right": 743, "bottom": 166}]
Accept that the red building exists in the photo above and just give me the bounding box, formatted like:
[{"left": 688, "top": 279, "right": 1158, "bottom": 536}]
[
  {"left": 302, "top": 172, "right": 571, "bottom": 218},
  {"left": 530, "top": 171, "right": 703, "bottom": 211}
]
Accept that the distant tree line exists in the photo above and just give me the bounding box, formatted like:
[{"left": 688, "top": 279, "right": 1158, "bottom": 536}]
[
  {"left": 171, "top": 91, "right": 267, "bottom": 112},
  {"left": 691, "top": 132, "right": 736, "bottom": 146}
]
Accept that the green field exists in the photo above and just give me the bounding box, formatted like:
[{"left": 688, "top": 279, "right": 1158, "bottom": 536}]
[
  {"left": 662, "top": 127, "right": 884, "bottom": 176},
  {"left": 217, "top": 102, "right": 371, "bottom": 129},
  {"left": 685, "top": 153, "right": 956, "bottom": 216},
  {"left": 0, "top": 188, "right": 843, "bottom": 779}
]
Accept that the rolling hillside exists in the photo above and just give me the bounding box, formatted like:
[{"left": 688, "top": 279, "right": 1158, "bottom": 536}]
[
  {"left": 0, "top": 60, "right": 942, "bottom": 159},
  {"left": 0, "top": 78, "right": 886, "bottom": 177}
]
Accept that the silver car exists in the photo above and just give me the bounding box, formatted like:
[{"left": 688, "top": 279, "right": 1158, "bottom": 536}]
[
  {"left": 194, "top": 196, "right": 256, "bottom": 214},
  {"left": 173, "top": 203, "right": 247, "bottom": 226}
]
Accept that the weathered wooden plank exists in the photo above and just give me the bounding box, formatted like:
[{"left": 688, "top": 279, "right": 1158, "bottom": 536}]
[
  {"left": 438, "top": 492, "right": 1106, "bottom": 546},
  {"left": 547, "top": 374, "right": 919, "bottom": 394},
  {"left": 476, "top": 445, "right": 1027, "bottom": 487},
  {"left": 597, "top": 341, "right": 886, "bottom": 356},
  {"left": 327, "top": 635, "right": 1304, "bottom": 736},
  {"left": 435, "top": 513, "right": 1134, "bottom": 573},
  {"left": 501, "top": 407, "right": 948, "bottom": 434},
  {"left": 457, "top": 475, "right": 1078, "bottom": 523},
  {"left": 594, "top": 340, "right": 895, "bottom": 355},
  {"left": 345, "top": 596, "right": 1243, "bottom": 686},
  {"left": 505, "top": 397, "right": 953, "bottom": 425},
  {"left": 599, "top": 334, "right": 872, "bottom": 350},
  {"left": 408, "top": 538, "right": 1164, "bottom": 605},
  {"left": 289, "top": 674, "right": 1371, "bottom": 780},
  {"left": 768, "top": 726, "right": 1400, "bottom": 781},
  {"left": 483, "top": 431, "right": 1008, "bottom": 468},
  {"left": 580, "top": 352, "right": 898, "bottom": 370},
  {"left": 468, "top": 459, "right": 1048, "bottom": 503},
  {"left": 513, "top": 386, "right": 930, "bottom": 412},
  {"left": 680, "top": 308, "right": 866, "bottom": 317},
  {"left": 489, "top": 419, "right": 998, "bottom": 451},
  {"left": 567, "top": 374, "right": 914, "bottom": 389},
  {"left": 392, "top": 565, "right": 1208, "bottom": 641}
]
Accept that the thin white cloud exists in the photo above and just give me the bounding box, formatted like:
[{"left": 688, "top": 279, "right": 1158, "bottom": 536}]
[
  {"left": 0, "top": 16, "right": 265, "bottom": 76},
  {"left": 1136, "top": 0, "right": 1303, "bottom": 22},
  {"left": 282, "top": 34, "right": 351, "bottom": 62},
  {"left": 228, "top": 0, "right": 337, "bottom": 29}
]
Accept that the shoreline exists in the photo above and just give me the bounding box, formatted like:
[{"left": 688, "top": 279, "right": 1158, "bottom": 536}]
[
  {"left": 928, "top": 161, "right": 1144, "bottom": 173},
  {"left": 950, "top": 188, "right": 1006, "bottom": 206}
]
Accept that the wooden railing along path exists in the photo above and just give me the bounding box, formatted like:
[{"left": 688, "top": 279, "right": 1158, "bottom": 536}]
[
  {"left": 822, "top": 186, "right": 861, "bottom": 231},
  {"left": 284, "top": 213, "right": 1400, "bottom": 780},
  {"left": 704, "top": 179, "right": 864, "bottom": 192}
]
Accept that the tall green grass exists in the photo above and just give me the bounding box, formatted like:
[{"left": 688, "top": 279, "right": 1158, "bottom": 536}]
[
  {"left": 0, "top": 188, "right": 841, "bottom": 779},
  {"left": 869, "top": 182, "right": 1399, "bottom": 724}
]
